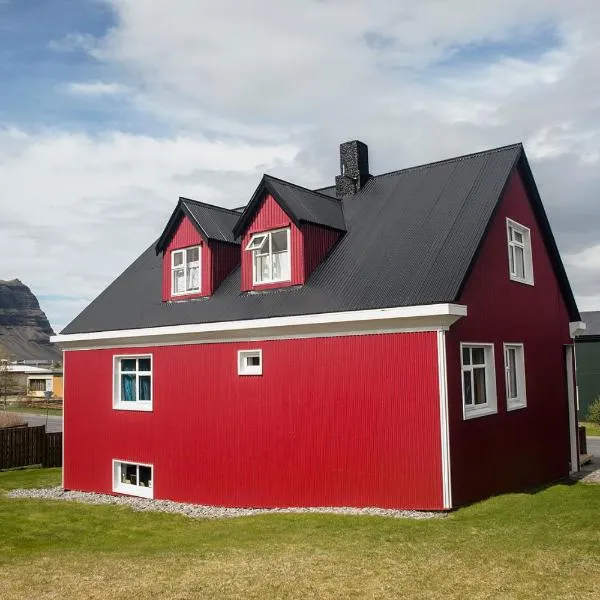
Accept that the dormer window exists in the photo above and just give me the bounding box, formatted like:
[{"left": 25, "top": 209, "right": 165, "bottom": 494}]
[
  {"left": 246, "top": 228, "right": 291, "bottom": 285},
  {"left": 172, "top": 246, "right": 200, "bottom": 295}
]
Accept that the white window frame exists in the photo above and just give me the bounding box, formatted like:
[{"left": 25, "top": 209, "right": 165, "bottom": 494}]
[
  {"left": 171, "top": 245, "right": 201, "bottom": 296},
  {"left": 506, "top": 218, "right": 534, "bottom": 286},
  {"left": 238, "top": 349, "right": 262, "bottom": 376},
  {"left": 460, "top": 343, "right": 498, "bottom": 420},
  {"left": 112, "top": 459, "right": 154, "bottom": 499},
  {"left": 245, "top": 228, "right": 291, "bottom": 285},
  {"left": 504, "top": 343, "right": 527, "bottom": 411},
  {"left": 113, "top": 354, "right": 153, "bottom": 412}
]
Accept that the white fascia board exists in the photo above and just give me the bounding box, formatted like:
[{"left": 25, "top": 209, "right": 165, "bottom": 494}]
[
  {"left": 569, "top": 321, "right": 586, "bottom": 338},
  {"left": 51, "top": 303, "right": 468, "bottom": 349}
]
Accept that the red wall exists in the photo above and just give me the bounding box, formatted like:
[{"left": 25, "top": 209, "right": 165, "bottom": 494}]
[
  {"left": 63, "top": 332, "right": 445, "bottom": 510},
  {"left": 162, "top": 216, "right": 239, "bottom": 299},
  {"left": 301, "top": 223, "right": 342, "bottom": 280},
  {"left": 447, "top": 169, "right": 573, "bottom": 506}
]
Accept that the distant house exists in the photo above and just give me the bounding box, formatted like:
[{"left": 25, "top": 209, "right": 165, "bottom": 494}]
[
  {"left": 2, "top": 364, "right": 63, "bottom": 399},
  {"left": 54, "top": 141, "right": 582, "bottom": 510},
  {"left": 575, "top": 311, "right": 600, "bottom": 419}
]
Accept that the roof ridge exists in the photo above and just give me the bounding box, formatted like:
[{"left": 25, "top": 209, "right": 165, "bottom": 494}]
[
  {"left": 263, "top": 174, "right": 342, "bottom": 205},
  {"left": 373, "top": 143, "right": 523, "bottom": 181},
  {"left": 180, "top": 196, "right": 241, "bottom": 216}
]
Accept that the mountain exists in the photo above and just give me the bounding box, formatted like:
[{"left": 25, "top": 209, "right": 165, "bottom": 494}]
[{"left": 0, "top": 279, "right": 61, "bottom": 363}]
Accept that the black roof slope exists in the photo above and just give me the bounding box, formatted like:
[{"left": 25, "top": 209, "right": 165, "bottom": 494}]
[
  {"left": 62, "top": 143, "right": 580, "bottom": 334},
  {"left": 232, "top": 174, "right": 346, "bottom": 237},
  {"left": 156, "top": 197, "right": 240, "bottom": 252}
]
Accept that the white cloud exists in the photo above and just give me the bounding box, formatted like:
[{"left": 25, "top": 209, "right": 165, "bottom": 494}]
[
  {"left": 64, "top": 81, "right": 130, "bottom": 96},
  {"left": 2, "top": 0, "right": 600, "bottom": 329}
]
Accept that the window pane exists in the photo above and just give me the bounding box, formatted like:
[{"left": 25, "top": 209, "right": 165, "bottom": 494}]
[
  {"left": 186, "top": 247, "right": 199, "bottom": 264},
  {"left": 173, "top": 268, "right": 185, "bottom": 293},
  {"left": 509, "top": 245, "right": 515, "bottom": 275},
  {"left": 463, "top": 371, "right": 473, "bottom": 405},
  {"left": 462, "top": 347, "right": 470, "bottom": 366},
  {"left": 121, "top": 374, "right": 136, "bottom": 401},
  {"left": 247, "top": 355, "right": 260, "bottom": 366},
  {"left": 514, "top": 246, "right": 525, "bottom": 278},
  {"left": 246, "top": 234, "right": 267, "bottom": 251},
  {"left": 121, "top": 463, "right": 137, "bottom": 485},
  {"left": 121, "top": 359, "right": 136, "bottom": 372},
  {"left": 138, "top": 358, "right": 151, "bottom": 372},
  {"left": 471, "top": 348, "right": 485, "bottom": 365},
  {"left": 139, "top": 376, "right": 151, "bottom": 401},
  {"left": 138, "top": 466, "right": 152, "bottom": 488},
  {"left": 473, "top": 368, "right": 487, "bottom": 405},
  {"left": 507, "top": 349, "right": 518, "bottom": 399},
  {"left": 271, "top": 251, "right": 289, "bottom": 281},
  {"left": 271, "top": 230, "right": 288, "bottom": 252},
  {"left": 255, "top": 253, "right": 269, "bottom": 282},
  {"left": 513, "top": 230, "right": 523, "bottom": 244},
  {"left": 173, "top": 251, "right": 183, "bottom": 267},
  {"left": 187, "top": 265, "right": 200, "bottom": 290}
]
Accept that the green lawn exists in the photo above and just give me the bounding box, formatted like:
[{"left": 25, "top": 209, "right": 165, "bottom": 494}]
[
  {"left": 582, "top": 421, "right": 600, "bottom": 437},
  {"left": 0, "top": 469, "right": 599, "bottom": 599},
  {"left": 1, "top": 405, "right": 63, "bottom": 416}
]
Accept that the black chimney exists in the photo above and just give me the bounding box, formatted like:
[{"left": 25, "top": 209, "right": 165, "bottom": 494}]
[{"left": 335, "top": 140, "right": 370, "bottom": 198}]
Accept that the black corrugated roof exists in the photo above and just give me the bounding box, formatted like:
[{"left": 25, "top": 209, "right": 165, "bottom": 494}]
[
  {"left": 232, "top": 174, "right": 346, "bottom": 237},
  {"left": 62, "top": 143, "right": 580, "bottom": 334},
  {"left": 156, "top": 198, "right": 240, "bottom": 252}
]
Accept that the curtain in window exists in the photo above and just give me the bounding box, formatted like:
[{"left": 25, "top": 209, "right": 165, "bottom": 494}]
[
  {"left": 139, "top": 375, "right": 151, "bottom": 401},
  {"left": 121, "top": 374, "right": 136, "bottom": 401}
]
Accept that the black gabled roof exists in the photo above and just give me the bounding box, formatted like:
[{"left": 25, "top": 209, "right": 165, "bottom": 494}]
[
  {"left": 232, "top": 174, "right": 346, "bottom": 237},
  {"left": 62, "top": 143, "right": 580, "bottom": 335},
  {"left": 155, "top": 197, "right": 240, "bottom": 253}
]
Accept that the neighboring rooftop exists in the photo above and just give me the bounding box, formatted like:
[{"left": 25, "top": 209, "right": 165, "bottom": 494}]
[
  {"left": 579, "top": 311, "right": 600, "bottom": 338},
  {"left": 61, "top": 143, "right": 580, "bottom": 335}
]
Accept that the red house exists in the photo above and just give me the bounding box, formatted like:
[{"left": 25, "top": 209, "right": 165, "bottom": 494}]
[{"left": 53, "top": 141, "right": 584, "bottom": 510}]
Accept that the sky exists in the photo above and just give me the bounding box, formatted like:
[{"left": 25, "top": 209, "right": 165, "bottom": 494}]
[{"left": 0, "top": 0, "right": 599, "bottom": 332}]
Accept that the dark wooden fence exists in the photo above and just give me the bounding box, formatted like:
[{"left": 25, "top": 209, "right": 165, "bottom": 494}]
[{"left": 0, "top": 425, "right": 62, "bottom": 470}]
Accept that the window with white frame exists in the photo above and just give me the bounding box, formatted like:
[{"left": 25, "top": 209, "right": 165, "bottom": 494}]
[
  {"left": 172, "top": 246, "right": 201, "bottom": 295},
  {"left": 245, "top": 228, "right": 291, "bottom": 285},
  {"left": 461, "top": 344, "right": 497, "bottom": 419},
  {"left": 504, "top": 344, "right": 527, "bottom": 410},
  {"left": 238, "top": 349, "right": 262, "bottom": 375},
  {"left": 507, "top": 219, "right": 534, "bottom": 285},
  {"left": 113, "top": 460, "right": 153, "bottom": 498},
  {"left": 114, "top": 355, "right": 152, "bottom": 411}
]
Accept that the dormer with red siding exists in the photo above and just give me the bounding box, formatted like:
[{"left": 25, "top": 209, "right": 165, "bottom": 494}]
[
  {"left": 233, "top": 176, "right": 346, "bottom": 292},
  {"left": 156, "top": 198, "right": 240, "bottom": 301}
]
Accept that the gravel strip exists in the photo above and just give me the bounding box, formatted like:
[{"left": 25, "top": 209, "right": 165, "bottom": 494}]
[{"left": 6, "top": 487, "right": 444, "bottom": 520}]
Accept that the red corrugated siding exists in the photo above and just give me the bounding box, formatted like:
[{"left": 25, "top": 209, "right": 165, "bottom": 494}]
[
  {"left": 63, "top": 332, "right": 444, "bottom": 510},
  {"left": 447, "top": 169, "right": 573, "bottom": 506},
  {"left": 211, "top": 241, "right": 240, "bottom": 292},
  {"left": 241, "top": 194, "right": 302, "bottom": 291},
  {"left": 161, "top": 216, "right": 212, "bottom": 299},
  {"left": 301, "top": 223, "right": 341, "bottom": 280}
]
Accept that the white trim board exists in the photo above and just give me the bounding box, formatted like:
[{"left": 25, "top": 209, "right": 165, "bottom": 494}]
[
  {"left": 52, "top": 303, "right": 467, "bottom": 350},
  {"left": 437, "top": 330, "right": 452, "bottom": 510}
]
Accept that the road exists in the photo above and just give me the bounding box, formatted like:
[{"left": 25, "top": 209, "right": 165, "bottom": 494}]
[
  {"left": 587, "top": 436, "right": 600, "bottom": 458},
  {"left": 15, "top": 412, "right": 63, "bottom": 433}
]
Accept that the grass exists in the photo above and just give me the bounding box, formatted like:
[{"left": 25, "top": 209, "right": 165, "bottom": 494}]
[
  {"left": 582, "top": 421, "right": 600, "bottom": 437},
  {"left": 1, "top": 405, "right": 63, "bottom": 417},
  {"left": 0, "top": 469, "right": 599, "bottom": 599}
]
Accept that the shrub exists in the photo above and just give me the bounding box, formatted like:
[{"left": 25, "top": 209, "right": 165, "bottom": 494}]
[
  {"left": 588, "top": 397, "right": 600, "bottom": 426},
  {"left": 0, "top": 412, "right": 26, "bottom": 428}
]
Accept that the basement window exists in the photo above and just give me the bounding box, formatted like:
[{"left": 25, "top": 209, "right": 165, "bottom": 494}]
[
  {"left": 246, "top": 228, "right": 291, "bottom": 285},
  {"left": 113, "top": 355, "right": 152, "bottom": 411},
  {"left": 238, "top": 349, "right": 262, "bottom": 376},
  {"left": 172, "top": 246, "right": 201, "bottom": 295},
  {"left": 113, "top": 460, "right": 153, "bottom": 499},
  {"left": 461, "top": 343, "right": 497, "bottom": 420},
  {"left": 507, "top": 219, "right": 534, "bottom": 285},
  {"left": 504, "top": 343, "right": 527, "bottom": 411}
]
